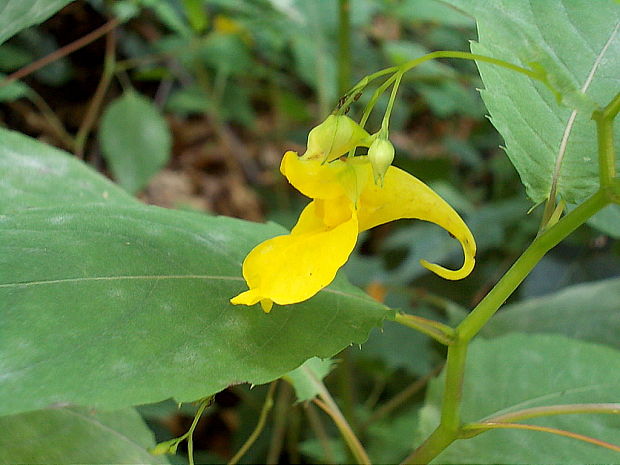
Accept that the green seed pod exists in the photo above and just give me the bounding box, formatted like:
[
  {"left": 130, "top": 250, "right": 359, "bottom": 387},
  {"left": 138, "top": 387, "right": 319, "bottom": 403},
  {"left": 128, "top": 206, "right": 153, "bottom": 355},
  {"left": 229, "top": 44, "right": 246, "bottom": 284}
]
[
  {"left": 302, "top": 115, "right": 371, "bottom": 162},
  {"left": 368, "top": 138, "right": 395, "bottom": 187}
]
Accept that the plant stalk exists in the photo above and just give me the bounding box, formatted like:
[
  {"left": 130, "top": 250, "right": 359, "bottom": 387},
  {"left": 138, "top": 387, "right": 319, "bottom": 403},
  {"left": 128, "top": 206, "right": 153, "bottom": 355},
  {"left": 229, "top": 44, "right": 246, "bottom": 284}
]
[
  {"left": 0, "top": 18, "right": 120, "bottom": 88},
  {"left": 393, "top": 313, "right": 455, "bottom": 346},
  {"left": 462, "top": 422, "right": 620, "bottom": 452},
  {"left": 228, "top": 382, "right": 277, "bottom": 465},
  {"left": 402, "top": 189, "right": 610, "bottom": 464},
  {"left": 458, "top": 188, "right": 609, "bottom": 342},
  {"left": 74, "top": 25, "right": 117, "bottom": 158},
  {"left": 594, "top": 91, "right": 620, "bottom": 187}
]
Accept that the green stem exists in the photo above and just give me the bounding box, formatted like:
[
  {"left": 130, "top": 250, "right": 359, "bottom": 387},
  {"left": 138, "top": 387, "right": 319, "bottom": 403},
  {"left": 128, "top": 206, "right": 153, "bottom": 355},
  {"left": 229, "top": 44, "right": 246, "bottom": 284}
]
[
  {"left": 0, "top": 18, "right": 119, "bottom": 88},
  {"left": 266, "top": 382, "right": 292, "bottom": 464},
  {"left": 401, "top": 423, "right": 455, "bottom": 465},
  {"left": 393, "top": 313, "right": 455, "bottom": 346},
  {"left": 458, "top": 188, "right": 609, "bottom": 342},
  {"left": 336, "top": 68, "right": 397, "bottom": 114},
  {"left": 398, "top": 51, "right": 542, "bottom": 82},
  {"left": 228, "top": 382, "right": 277, "bottom": 465},
  {"left": 401, "top": 343, "right": 468, "bottom": 464},
  {"left": 600, "top": 91, "right": 620, "bottom": 120},
  {"left": 473, "top": 403, "right": 620, "bottom": 427},
  {"left": 337, "top": 50, "right": 544, "bottom": 117},
  {"left": 403, "top": 189, "right": 610, "bottom": 464},
  {"left": 440, "top": 341, "right": 468, "bottom": 431},
  {"left": 593, "top": 91, "right": 620, "bottom": 187},
  {"left": 285, "top": 404, "right": 302, "bottom": 464},
  {"left": 305, "top": 366, "right": 370, "bottom": 465},
  {"left": 305, "top": 402, "right": 336, "bottom": 464},
  {"left": 314, "top": 397, "right": 371, "bottom": 465},
  {"left": 402, "top": 84, "right": 620, "bottom": 463},
  {"left": 338, "top": 0, "right": 351, "bottom": 96},
  {"left": 74, "top": 26, "right": 117, "bottom": 158},
  {"left": 149, "top": 397, "right": 213, "bottom": 460},
  {"left": 184, "top": 398, "right": 212, "bottom": 465},
  {"left": 337, "top": 349, "right": 359, "bottom": 436},
  {"left": 359, "top": 73, "right": 400, "bottom": 129},
  {"left": 380, "top": 72, "right": 403, "bottom": 135},
  {"left": 27, "top": 91, "right": 75, "bottom": 149},
  {"left": 461, "top": 422, "right": 620, "bottom": 453},
  {"left": 362, "top": 364, "right": 443, "bottom": 431}
]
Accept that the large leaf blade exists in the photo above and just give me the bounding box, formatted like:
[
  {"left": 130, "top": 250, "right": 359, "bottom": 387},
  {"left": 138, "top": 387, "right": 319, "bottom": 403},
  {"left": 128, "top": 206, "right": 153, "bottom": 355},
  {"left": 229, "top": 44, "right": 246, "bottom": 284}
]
[
  {"left": 0, "top": 205, "right": 388, "bottom": 416},
  {"left": 0, "top": 128, "right": 135, "bottom": 213},
  {"left": 0, "top": 0, "right": 75, "bottom": 46},
  {"left": 417, "top": 334, "right": 620, "bottom": 464},
  {"left": 0, "top": 129, "right": 389, "bottom": 416},
  {"left": 446, "top": 0, "right": 620, "bottom": 205},
  {"left": 0, "top": 407, "right": 167, "bottom": 464},
  {"left": 482, "top": 278, "right": 620, "bottom": 349}
]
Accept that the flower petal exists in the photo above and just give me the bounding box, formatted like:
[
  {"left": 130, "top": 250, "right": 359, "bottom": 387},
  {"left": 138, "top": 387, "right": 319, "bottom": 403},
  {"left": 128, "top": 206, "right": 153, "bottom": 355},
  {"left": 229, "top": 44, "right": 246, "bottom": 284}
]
[
  {"left": 230, "top": 199, "right": 359, "bottom": 310},
  {"left": 358, "top": 164, "right": 476, "bottom": 280},
  {"left": 280, "top": 151, "right": 368, "bottom": 202}
]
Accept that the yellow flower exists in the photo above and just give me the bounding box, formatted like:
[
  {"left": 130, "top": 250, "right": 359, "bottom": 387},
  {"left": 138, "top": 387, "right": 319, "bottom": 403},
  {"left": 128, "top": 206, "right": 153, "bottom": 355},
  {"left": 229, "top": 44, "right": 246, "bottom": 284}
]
[{"left": 230, "top": 150, "right": 476, "bottom": 313}]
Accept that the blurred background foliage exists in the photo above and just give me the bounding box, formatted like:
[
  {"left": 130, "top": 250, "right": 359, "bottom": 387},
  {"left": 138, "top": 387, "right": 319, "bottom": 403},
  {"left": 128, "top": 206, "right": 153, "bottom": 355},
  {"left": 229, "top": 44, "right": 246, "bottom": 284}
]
[{"left": 1, "top": 0, "right": 618, "bottom": 463}]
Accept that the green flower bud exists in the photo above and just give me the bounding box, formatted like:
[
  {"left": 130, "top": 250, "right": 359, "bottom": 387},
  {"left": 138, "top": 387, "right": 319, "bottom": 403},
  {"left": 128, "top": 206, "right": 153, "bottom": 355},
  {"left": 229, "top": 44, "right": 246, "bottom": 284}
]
[
  {"left": 368, "top": 138, "right": 394, "bottom": 187},
  {"left": 149, "top": 438, "right": 180, "bottom": 455},
  {"left": 302, "top": 115, "right": 371, "bottom": 162}
]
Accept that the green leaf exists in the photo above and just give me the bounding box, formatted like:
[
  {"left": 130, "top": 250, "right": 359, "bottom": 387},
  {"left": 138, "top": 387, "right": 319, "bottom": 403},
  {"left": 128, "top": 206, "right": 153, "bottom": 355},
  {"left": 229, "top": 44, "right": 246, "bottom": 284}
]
[
  {"left": 99, "top": 91, "right": 172, "bottom": 194},
  {"left": 418, "top": 334, "right": 620, "bottom": 464},
  {"left": 482, "top": 278, "right": 620, "bottom": 349},
  {"left": 0, "top": 128, "right": 135, "bottom": 213},
  {"left": 290, "top": 1, "right": 338, "bottom": 106},
  {"left": 358, "top": 308, "right": 434, "bottom": 376},
  {"left": 367, "top": 407, "right": 420, "bottom": 464},
  {"left": 392, "top": 0, "right": 474, "bottom": 28},
  {"left": 0, "top": 0, "right": 75, "bottom": 46},
  {"left": 0, "top": 73, "right": 30, "bottom": 101},
  {"left": 16, "top": 28, "right": 72, "bottom": 86},
  {"left": 200, "top": 33, "right": 251, "bottom": 75},
  {"left": 586, "top": 203, "right": 620, "bottom": 239},
  {"left": 0, "top": 407, "right": 168, "bottom": 464},
  {"left": 182, "top": 0, "right": 208, "bottom": 34},
  {"left": 299, "top": 437, "right": 348, "bottom": 464},
  {"left": 446, "top": 0, "right": 620, "bottom": 204},
  {"left": 166, "top": 85, "right": 212, "bottom": 115},
  {"left": 284, "top": 357, "right": 335, "bottom": 402},
  {"left": 0, "top": 43, "right": 34, "bottom": 71},
  {"left": 0, "top": 132, "right": 389, "bottom": 417},
  {"left": 139, "top": 0, "right": 191, "bottom": 37}
]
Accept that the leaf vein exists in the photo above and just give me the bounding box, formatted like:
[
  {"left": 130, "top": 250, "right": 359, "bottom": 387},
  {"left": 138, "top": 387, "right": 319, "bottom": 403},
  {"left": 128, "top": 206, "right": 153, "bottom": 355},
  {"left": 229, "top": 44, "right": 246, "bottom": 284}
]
[
  {"left": 0, "top": 275, "right": 244, "bottom": 288},
  {"left": 549, "top": 20, "right": 619, "bottom": 199}
]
